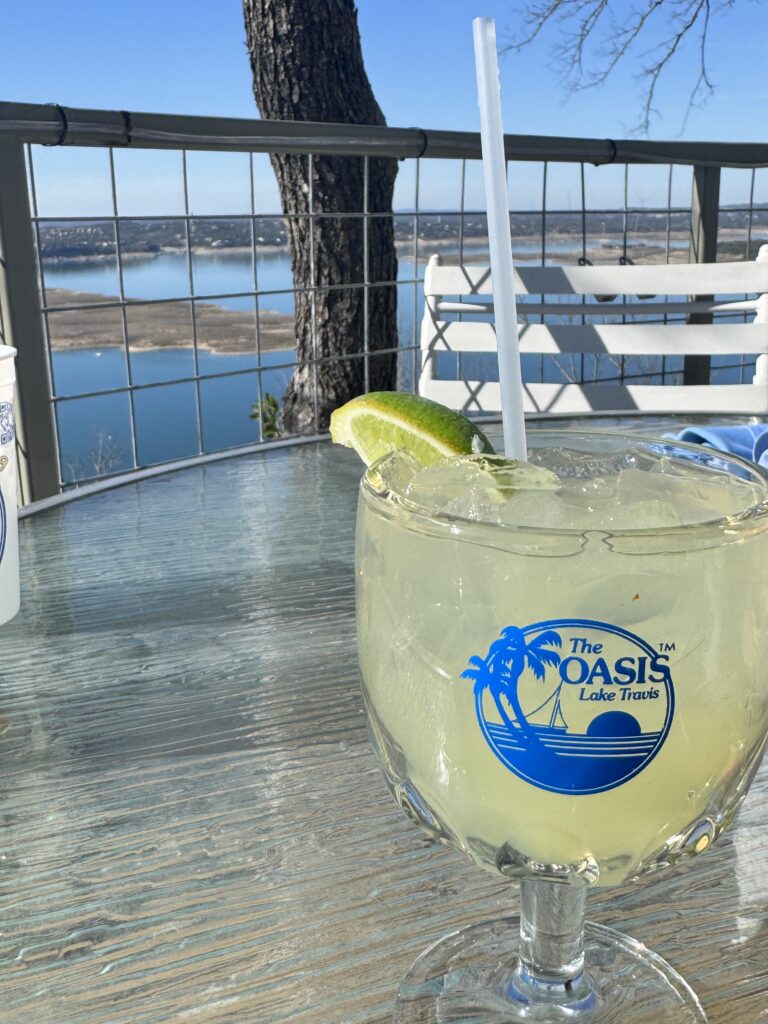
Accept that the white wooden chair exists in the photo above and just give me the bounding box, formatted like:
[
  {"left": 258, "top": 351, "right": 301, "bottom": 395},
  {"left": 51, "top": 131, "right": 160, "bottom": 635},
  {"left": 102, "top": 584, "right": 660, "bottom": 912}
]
[{"left": 418, "top": 246, "right": 768, "bottom": 417}]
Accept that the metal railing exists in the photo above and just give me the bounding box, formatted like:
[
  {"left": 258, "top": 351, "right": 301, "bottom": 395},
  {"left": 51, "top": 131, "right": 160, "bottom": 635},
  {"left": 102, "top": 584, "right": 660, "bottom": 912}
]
[{"left": 2, "top": 101, "right": 768, "bottom": 503}]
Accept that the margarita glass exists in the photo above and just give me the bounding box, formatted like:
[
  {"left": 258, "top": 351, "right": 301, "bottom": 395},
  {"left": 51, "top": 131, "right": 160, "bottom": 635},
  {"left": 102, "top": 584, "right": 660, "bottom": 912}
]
[{"left": 356, "top": 430, "right": 768, "bottom": 1023}]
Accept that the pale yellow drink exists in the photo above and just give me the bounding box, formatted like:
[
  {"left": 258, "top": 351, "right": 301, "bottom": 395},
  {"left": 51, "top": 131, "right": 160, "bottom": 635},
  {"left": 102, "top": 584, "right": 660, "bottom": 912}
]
[{"left": 356, "top": 433, "right": 768, "bottom": 887}]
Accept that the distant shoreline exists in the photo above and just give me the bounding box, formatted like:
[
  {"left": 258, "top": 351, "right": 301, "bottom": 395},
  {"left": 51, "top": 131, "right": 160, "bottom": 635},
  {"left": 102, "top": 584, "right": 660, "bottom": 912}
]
[
  {"left": 42, "top": 229, "right": 756, "bottom": 268},
  {"left": 54, "top": 342, "right": 295, "bottom": 358},
  {"left": 41, "top": 244, "right": 276, "bottom": 265}
]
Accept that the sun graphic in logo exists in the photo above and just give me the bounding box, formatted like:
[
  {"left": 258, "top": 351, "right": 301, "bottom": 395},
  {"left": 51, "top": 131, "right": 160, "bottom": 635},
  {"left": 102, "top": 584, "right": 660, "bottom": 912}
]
[{"left": 462, "top": 619, "right": 674, "bottom": 795}]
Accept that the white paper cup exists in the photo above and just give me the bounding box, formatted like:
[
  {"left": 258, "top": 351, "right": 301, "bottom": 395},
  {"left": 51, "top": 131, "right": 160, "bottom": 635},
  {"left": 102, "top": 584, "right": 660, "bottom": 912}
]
[{"left": 0, "top": 346, "right": 19, "bottom": 625}]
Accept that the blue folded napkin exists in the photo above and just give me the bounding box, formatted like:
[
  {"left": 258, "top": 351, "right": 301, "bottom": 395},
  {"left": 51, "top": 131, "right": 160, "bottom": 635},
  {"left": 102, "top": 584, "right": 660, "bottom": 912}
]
[{"left": 669, "top": 424, "right": 768, "bottom": 468}]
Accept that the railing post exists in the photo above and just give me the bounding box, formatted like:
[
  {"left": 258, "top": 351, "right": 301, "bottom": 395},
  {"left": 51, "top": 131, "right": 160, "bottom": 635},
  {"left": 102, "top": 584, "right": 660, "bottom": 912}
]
[
  {"left": 0, "top": 143, "right": 59, "bottom": 501},
  {"left": 685, "top": 164, "right": 721, "bottom": 386}
]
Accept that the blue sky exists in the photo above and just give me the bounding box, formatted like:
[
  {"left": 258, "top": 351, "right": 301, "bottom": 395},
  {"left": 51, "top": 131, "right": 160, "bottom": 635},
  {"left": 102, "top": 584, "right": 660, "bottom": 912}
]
[{"left": 2, "top": 0, "right": 765, "bottom": 212}]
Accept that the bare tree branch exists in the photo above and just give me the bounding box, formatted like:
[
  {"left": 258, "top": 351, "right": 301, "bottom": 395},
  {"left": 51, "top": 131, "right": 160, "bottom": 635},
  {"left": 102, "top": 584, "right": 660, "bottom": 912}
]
[
  {"left": 503, "top": 0, "right": 739, "bottom": 134},
  {"left": 677, "top": 0, "right": 717, "bottom": 133},
  {"left": 512, "top": 0, "right": 578, "bottom": 50},
  {"left": 637, "top": 0, "right": 712, "bottom": 132},
  {"left": 585, "top": 1, "right": 666, "bottom": 89}
]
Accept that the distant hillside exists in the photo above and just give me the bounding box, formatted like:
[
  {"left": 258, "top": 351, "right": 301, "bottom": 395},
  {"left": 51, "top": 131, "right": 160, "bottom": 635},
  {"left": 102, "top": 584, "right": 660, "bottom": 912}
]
[{"left": 38, "top": 207, "right": 768, "bottom": 261}]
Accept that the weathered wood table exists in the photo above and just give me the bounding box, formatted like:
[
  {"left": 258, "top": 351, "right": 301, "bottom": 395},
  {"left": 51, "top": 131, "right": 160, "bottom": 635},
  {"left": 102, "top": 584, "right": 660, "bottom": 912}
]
[{"left": 1, "top": 427, "right": 766, "bottom": 1023}]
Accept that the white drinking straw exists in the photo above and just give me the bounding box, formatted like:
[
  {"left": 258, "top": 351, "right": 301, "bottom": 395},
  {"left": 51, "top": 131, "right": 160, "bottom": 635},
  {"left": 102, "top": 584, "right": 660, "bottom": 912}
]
[{"left": 472, "top": 17, "right": 528, "bottom": 461}]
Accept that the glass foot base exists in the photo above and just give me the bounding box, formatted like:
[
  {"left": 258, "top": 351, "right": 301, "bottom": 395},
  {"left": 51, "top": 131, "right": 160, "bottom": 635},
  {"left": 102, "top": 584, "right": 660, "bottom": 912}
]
[{"left": 394, "top": 916, "right": 707, "bottom": 1023}]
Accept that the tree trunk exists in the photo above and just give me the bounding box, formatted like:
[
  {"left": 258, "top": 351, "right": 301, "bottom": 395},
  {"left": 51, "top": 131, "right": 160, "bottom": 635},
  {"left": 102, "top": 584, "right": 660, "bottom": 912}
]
[{"left": 243, "top": 0, "right": 399, "bottom": 433}]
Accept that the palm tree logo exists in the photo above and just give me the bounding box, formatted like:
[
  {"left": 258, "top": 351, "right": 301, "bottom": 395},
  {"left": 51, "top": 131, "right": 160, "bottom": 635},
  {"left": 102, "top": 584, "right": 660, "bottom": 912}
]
[
  {"left": 461, "top": 626, "right": 563, "bottom": 743},
  {"left": 462, "top": 619, "right": 674, "bottom": 795}
]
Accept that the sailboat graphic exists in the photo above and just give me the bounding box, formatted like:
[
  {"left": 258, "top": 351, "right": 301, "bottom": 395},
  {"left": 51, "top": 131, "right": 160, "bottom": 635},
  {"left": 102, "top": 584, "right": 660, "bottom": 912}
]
[
  {"left": 462, "top": 622, "right": 671, "bottom": 795},
  {"left": 528, "top": 678, "right": 569, "bottom": 732}
]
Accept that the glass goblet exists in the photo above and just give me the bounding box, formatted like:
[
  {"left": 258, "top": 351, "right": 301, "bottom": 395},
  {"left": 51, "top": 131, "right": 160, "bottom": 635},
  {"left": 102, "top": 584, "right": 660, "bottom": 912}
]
[{"left": 356, "top": 431, "right": 768, "bottom": 1023}]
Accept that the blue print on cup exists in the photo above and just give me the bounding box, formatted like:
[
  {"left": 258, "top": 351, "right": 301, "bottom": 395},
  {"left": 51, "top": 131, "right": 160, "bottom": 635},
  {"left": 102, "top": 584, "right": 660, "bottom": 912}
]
[
  {"left": 0, "top": 402, "right": 14, "bottom": 447},
  {"left": 463, "top": 619, "right": 675, "bottom": 795}
]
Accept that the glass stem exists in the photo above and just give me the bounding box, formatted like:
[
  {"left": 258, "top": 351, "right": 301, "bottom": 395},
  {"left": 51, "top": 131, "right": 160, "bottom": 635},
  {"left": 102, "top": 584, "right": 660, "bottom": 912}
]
[{"left": 512, "top": 878, "right": 594, "bottom": 1007}]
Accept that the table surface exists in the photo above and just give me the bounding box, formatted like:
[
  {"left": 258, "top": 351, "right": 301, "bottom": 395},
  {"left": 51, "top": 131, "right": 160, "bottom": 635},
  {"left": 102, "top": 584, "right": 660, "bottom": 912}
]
[{"left": 2, "top": 422, "right": 768, "bottom": 1024}]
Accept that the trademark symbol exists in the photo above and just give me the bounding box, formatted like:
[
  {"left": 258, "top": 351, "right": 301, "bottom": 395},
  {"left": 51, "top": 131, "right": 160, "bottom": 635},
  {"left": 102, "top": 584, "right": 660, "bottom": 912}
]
[{"left": 659, "top": 642, "right": 676, "bottom": 652}]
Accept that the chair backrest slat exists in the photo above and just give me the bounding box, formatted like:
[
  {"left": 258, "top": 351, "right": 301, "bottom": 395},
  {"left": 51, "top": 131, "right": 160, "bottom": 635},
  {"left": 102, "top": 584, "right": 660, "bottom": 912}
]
[
  {"left": 419, "top": 248, "right": 768, "bottom": 417},
  {"left": 424, "top": 380, "right": 768, "bottom": 416},
  {"left": 435, "top": 299, "right": 760, "bottom": 317},
  {"left": 425, "top": 260, "right": 768, "bottom": 298},
  {"left": 427, "top": 320, "right": 768, "bottom": 356}
]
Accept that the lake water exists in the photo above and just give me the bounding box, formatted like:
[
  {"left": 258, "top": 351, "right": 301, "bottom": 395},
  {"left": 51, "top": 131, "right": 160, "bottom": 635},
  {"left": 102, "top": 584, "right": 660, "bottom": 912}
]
[
  {"left": 49, "top": 247, "right": 512, "bottom": 480},
  {"left": 46, "top": 248, "right": 298, "bottom": 313},
  {"left": 43, "top": 246, "right": 750, "bottom": 483},
  {"left": 44, "top": 248, "right": 429, "bottom": 481},
  {"left": 53, "top": 348, "right": 298, "bottom": 482}
]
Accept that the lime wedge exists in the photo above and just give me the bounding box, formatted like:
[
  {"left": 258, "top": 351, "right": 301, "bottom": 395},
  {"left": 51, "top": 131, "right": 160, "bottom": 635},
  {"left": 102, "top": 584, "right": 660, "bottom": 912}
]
[{"left": 329, "top": 392, "right": 495, "bottom": 467}]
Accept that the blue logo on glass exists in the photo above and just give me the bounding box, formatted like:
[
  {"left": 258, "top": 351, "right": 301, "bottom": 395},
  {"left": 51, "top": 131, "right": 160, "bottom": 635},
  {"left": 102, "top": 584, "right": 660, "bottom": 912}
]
[{"left": 462, "top": 619, "right": 675, "bottom": 795}]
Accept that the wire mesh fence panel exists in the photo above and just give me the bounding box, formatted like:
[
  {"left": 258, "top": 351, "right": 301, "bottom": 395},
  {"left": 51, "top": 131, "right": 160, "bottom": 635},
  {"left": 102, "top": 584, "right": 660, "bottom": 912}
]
[{"left": 0, "top": 120, "right": 762, "bottom": 496}]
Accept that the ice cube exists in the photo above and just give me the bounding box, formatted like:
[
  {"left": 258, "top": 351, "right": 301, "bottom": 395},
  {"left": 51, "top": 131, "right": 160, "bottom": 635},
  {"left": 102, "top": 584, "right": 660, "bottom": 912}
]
[
  {"left": 530, "top": 445, "right": 630, "bottom": 480},
  {"left": 367, "top": 450, "right": 420, "bottom": 499},
  {"left": 617, "top": 465, "right": 761, "bottom": 524},
  {"left": 401, "top": 455, "right": 562, "bottom": 523},
  {"left": 495, "top": 490, "right": 573, "bottom": 529},
  {"left": 460, "top": 454, "right": 562, "bottom": 494},
  {"left": 604, "top": 498, "right": 685, "bottom": 531},
  {"left": 403, "top": 459, "right": 486, "bottom": 512},
  {"left": 402, "top": 459, "right": 505, "bottom": 521}
]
